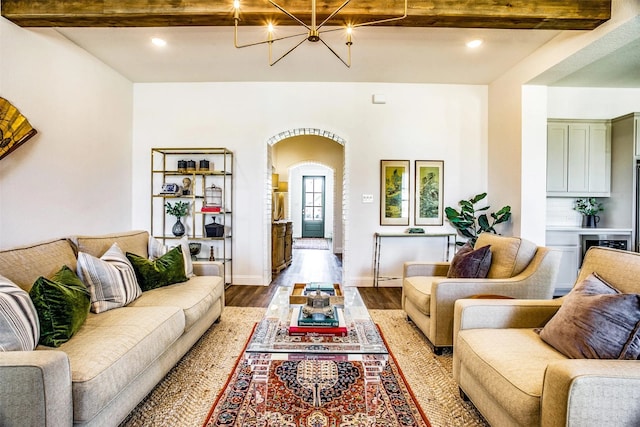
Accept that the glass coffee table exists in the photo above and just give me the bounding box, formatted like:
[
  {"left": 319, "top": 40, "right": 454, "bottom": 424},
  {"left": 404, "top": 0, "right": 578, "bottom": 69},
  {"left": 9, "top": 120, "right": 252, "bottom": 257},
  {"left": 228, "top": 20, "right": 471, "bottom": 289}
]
[
  {"left": 243, "top": 285, "right": 389, "bottom": 423},
  {"left": 247, "top": 285, "right": 388, "bottom": 354}
]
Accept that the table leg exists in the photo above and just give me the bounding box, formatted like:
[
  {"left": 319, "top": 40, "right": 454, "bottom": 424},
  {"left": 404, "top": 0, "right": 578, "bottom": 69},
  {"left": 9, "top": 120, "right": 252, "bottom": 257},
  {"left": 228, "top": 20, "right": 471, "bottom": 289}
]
[{"left": 373, "top": 235, "right": 380, "bottom": 287}]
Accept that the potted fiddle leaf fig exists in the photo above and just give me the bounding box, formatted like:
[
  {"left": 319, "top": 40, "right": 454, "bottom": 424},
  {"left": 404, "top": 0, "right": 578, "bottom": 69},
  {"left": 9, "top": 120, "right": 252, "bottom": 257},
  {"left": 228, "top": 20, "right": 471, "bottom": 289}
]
[{"left": 445, "top": 192, "right": 511, "bottom": 246}]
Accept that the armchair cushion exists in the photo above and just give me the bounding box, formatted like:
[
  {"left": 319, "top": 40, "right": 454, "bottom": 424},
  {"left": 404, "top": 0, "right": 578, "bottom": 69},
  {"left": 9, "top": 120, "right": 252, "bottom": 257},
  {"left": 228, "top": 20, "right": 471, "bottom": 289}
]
[
  {"left": 539, "top": 273, "right": 640, "bottom": 360},
  {"left": 403, "top": 276, "right": 434, "bottom": 316},
  {"left": 475, "top": 233, "right": 537, "bottom": 278},
  {"left": 447, "top": 243, "right": 492, "bottom": 278}
]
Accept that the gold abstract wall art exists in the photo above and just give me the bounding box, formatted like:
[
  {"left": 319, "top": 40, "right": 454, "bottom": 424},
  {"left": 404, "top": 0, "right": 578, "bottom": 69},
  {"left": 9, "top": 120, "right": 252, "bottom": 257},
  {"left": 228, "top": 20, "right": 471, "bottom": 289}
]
[{"left": 0, "top": 97, "right": 38, "bottom": 161}]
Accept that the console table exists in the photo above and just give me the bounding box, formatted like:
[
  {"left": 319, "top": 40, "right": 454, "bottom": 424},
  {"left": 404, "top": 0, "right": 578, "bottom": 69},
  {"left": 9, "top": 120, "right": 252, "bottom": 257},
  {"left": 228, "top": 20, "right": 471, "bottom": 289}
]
[{"left": 373, "top": 232, "right": 456, "bottom": 287}]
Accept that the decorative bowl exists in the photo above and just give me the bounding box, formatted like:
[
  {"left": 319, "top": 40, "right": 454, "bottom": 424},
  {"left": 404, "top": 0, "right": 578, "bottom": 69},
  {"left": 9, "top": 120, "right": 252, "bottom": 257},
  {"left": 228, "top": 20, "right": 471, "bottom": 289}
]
[{"left": 188, "top": 242, "right": 202, "bottom": 257}]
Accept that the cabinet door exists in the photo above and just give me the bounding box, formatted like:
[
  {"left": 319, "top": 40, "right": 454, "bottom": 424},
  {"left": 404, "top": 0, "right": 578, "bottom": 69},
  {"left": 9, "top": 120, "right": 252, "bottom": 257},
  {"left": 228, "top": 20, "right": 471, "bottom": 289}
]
[
  {"left": 587, "top": 123, "right": 610, "bottom": 193},
  {"left": 567, "top": 124, "right": 589, "bottom": 192},
  {"left": 548, "top": 245, "right": 580, "bottom": 296},
  {"left": 547, "top": 124, "right": 568, "bottom": 192}
]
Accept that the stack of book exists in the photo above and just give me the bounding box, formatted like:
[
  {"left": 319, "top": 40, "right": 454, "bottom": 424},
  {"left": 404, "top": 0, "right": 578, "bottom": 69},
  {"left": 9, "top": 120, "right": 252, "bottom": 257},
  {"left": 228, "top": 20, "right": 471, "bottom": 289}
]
[
  {"left": 288, "top": 306, "right": 347, "bottom": 336},
  {"left": 288, "top": 283, "right": 347, "bottom": 336}
]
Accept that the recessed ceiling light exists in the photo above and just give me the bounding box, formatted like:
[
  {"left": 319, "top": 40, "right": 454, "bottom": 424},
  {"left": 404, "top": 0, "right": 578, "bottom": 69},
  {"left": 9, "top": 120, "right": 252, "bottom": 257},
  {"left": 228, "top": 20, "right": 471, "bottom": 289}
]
[
  {"left": 151, "top": 37, "right": 167, "bottom": 47},
  {"left": 466, "top": 39, "right": 483, "bottom": 49}
]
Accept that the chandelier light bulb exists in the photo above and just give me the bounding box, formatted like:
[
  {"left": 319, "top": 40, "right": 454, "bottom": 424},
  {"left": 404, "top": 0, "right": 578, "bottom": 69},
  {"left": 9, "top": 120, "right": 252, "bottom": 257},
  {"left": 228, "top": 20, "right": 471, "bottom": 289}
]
[
  {"left": 267, "top": 23, "right": 274, "bottom": 33},
  {"left": 233, "top": 0, "right": 240, "bottom": 9}
]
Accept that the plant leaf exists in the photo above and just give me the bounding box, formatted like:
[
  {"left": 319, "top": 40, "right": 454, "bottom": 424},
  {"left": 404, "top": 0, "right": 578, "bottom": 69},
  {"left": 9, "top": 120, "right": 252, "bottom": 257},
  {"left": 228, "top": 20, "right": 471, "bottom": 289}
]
[{"left": 470, "top": 193, "right": 487, "bottom": 204}]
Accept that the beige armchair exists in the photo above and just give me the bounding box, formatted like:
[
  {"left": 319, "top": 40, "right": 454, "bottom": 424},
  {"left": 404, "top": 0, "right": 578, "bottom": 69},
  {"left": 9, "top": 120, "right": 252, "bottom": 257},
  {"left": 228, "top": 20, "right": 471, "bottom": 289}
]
[
  {"left": 401, "top": 233, "right": 561, "bottom": 354},
  {"left": 453, "top": 246, "right": 640, "bottom": 427}
]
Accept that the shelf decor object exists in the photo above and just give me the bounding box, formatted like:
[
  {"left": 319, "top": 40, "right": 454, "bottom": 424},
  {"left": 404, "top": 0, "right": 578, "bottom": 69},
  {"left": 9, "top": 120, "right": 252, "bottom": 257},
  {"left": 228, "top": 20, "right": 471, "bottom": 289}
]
[
  {"left": 380, "top": 159, "right": 410, "bottom": 226},
  {"left": 0, "top": 97, "right": 38, "bottom": 161},
  {"left": 232, "top": 0, "right": 407, "bottom": 67},
  {"left": 151, "top": 148, "right": 233, "bottom": 287},
  {"left": 414, "top": 160, "right": 444, "bottom": 226}
]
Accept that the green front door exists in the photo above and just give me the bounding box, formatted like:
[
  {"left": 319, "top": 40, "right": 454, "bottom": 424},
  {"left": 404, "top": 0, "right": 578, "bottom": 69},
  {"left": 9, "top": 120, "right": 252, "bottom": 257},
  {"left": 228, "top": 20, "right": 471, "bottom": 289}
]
[{"left": 301, "top": 176, "right": 325, "bottom": 238}]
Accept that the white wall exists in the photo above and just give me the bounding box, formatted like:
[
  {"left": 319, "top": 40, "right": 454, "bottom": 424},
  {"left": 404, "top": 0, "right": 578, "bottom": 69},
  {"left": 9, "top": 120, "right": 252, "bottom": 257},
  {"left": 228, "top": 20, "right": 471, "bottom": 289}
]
[
  {"left": 0, "top": 19, "right": 133, "bottom": 249},
  {"left": 132, "top": 82, "right": 488, "bottom": 286},
  {"left": 548, "top": 87, "right": 640, "bottom": 118}
]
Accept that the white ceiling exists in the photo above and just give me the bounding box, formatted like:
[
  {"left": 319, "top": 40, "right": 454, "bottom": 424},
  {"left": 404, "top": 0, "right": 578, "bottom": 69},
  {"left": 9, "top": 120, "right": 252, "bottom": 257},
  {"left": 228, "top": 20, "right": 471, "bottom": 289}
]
[
  {"left": 52, "top": 26, "right": 563, "bottom": 84},
  {"left": 49, "top": 22, "right": 639, "bottom": 87}
]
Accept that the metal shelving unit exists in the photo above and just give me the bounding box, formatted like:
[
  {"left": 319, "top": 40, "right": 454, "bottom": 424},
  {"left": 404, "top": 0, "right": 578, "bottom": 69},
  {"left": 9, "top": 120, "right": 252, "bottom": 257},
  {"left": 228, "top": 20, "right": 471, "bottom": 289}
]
[{"left": 151, "top": 147, "right": 233, "bottom": 286}]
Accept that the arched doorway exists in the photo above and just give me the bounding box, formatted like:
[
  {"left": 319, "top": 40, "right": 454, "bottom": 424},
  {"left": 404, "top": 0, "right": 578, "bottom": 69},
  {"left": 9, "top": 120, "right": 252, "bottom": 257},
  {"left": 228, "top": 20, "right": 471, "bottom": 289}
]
[{"left": 265, "top": 129, "right": 347, "bottom": 285}]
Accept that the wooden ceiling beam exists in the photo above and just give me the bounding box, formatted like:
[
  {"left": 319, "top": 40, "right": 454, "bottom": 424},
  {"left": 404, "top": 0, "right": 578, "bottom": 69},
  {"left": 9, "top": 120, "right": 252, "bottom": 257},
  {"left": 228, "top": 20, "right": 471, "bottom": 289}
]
[{"left": 1, "top": 0, "right": 611, "bottom": 30}]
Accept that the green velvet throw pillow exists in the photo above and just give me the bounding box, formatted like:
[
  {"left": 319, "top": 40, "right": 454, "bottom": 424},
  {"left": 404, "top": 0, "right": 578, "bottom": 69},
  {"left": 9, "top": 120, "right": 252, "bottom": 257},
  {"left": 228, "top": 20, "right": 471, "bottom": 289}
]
[
  {"left": 29, "top": 265, "right": 91, "bottom": 348},
  {"left": 126, "top": 246, "right": 188, "bottom": 291}
]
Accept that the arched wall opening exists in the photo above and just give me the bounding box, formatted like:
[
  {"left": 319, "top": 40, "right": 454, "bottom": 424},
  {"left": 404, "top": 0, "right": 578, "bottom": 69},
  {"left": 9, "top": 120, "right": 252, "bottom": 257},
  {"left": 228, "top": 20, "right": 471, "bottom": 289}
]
[{"left": 264, "top": 129, "right": 347, "bottom": 285}]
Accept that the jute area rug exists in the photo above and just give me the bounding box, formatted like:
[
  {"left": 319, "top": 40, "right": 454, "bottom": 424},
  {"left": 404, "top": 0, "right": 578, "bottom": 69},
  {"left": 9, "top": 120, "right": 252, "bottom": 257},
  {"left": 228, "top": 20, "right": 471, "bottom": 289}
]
[{"left": 120, "top": 307, "right": 488, "bottom": 427}]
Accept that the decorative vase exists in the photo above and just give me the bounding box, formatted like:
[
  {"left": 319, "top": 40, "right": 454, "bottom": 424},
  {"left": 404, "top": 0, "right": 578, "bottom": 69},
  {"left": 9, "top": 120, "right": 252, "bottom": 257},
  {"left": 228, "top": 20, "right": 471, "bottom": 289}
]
[
  {"left": 583, "top": 214, "right": 600, "bottom": 228},
  {"left": 172, "top": 217, "right": 186, "bottom": 237}
]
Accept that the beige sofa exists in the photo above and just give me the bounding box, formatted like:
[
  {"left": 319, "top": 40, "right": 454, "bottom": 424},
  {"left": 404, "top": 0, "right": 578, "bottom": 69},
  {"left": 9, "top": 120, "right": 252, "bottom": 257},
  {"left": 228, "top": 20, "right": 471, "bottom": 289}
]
[
  {"left": 454, "top": 246, "right": 640, "bottom": 427},
  {"left": 402, "top": 233, "right": 561, "bottom": 353},
  {"left": 0, "top": 230, "right": 225, "bottom": 427}
]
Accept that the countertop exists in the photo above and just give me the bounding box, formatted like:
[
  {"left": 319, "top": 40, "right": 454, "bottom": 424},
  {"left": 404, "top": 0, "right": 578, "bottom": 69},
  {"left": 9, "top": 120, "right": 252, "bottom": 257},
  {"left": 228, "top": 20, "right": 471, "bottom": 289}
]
[{"left": 546, "top": 226, "right": 632, "bottom": 234}]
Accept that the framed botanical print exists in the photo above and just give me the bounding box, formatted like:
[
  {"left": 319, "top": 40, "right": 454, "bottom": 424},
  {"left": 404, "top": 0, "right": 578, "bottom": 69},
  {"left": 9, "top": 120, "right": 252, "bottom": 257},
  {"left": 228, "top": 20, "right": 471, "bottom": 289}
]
[
  {"left": 380, "top": 160, "right": 410, "bottom": 225},
  {"left": 414, "top": 160, "right": 444, "bottom": 225}
]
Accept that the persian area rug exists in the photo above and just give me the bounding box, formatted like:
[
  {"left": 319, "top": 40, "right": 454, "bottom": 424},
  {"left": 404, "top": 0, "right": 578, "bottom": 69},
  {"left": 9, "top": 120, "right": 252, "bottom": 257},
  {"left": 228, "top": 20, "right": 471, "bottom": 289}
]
[
  {"left": 120, "top": 308, "right": 488, "bottom": 427},
  {"left": 292, "top": 238, "right": 330, "bottom": 250},
  {"left": 202, "top": 328, "right": 430, "bottom": 427}
]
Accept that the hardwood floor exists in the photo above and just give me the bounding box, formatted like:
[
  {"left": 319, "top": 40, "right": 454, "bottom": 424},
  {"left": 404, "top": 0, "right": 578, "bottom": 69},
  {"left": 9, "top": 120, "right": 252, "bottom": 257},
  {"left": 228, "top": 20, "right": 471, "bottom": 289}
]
[{"left": 225, "top": 246, "right": 402, "bottom": 309}]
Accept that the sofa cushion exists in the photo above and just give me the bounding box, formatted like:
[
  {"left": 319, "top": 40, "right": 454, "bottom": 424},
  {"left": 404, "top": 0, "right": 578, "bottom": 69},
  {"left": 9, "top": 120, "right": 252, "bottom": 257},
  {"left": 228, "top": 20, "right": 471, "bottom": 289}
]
[
  {"left": 402, "top": 276, "right": 434, "bottom": 316},
  {"left": 447, "top": 243, "right": 492, "bottom": 278},
  {"left": 0, "top": 275, "right": 39, "bottom": 351},
  {"left": 30, "top": 266, "right": 90, "bottom": 347},
  {"left": 50, "top": 305, "right": 184, "bottom": 423},
  {"left": 76, "top": 243, "right": 142, "bottom": 313},
  {"left": 539, "top": 273, "right": 640, "bottom": 360},
  {"left": 456, "top": 328, "right": 567, "bottom": 426},
  {"left": 148, "top": 236, "right": 194, "bottom": 278},
  {"left": 127, "top": 275, "right": 223, "bottom": 331},
  {"left": 126, "top": 246, "right": 188, "bottom": 291},
  {"left": 0, "top": 238, "right": 77, "bottom": 291},
  {"left": 475, "top": 234, "right": 537, "bottom": 279},
  {"left": 73, "top": 230, "right": 149, "bottom": 259}
]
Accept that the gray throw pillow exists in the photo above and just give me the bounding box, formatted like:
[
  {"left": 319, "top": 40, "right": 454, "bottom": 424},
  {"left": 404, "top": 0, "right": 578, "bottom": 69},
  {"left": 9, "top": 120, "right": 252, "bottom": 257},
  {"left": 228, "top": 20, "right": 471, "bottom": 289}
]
[
  {"left": 539, "top": 273, "right": 640, "bottom": 360},
  {"left": 447, "top": 243, "right": 492, "bottom": 278}
]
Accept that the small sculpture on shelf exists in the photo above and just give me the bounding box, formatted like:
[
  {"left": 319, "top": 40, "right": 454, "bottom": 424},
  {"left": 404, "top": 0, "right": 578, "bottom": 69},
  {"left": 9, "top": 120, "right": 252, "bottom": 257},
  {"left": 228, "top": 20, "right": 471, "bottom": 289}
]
[
  {"left": 182, "top": 177, "right": 192, "bottom": 196},
  {"left": 301, "top": 290, "right": 334, "bottom": 318}
]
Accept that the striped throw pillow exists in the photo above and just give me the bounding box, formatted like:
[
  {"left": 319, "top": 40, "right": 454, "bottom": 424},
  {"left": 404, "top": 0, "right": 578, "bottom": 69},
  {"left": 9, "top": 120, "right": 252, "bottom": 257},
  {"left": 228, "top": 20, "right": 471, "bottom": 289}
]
[
  {"left": 77, "top": 243, "right": 142, "bottom": 313},
  {"left": 0, "top": 275, "right": 40, "bottom": 351}
]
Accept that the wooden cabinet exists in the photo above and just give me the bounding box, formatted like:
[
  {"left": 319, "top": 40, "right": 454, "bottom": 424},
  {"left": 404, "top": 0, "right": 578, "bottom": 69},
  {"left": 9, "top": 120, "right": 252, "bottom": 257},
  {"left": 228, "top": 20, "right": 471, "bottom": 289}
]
[
  {"left": 151, "top": 148, "right": 233, "bottom": 286},
  {"left": 547, "top": 119, "right": 611, "bottom": 197},
  {"left": 284, "top": 221, "right": 293, "bottom": 267},
  {"left": 272, "top": 221, "right": 292, "bottom": 273}
]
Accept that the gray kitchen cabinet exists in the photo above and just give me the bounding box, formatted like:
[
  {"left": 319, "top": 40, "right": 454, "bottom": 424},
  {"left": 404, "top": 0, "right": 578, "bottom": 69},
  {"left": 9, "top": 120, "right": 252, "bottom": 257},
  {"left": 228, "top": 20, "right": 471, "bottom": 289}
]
[{"left": 547, "top": 119, "right": 611, "bottom": 197}]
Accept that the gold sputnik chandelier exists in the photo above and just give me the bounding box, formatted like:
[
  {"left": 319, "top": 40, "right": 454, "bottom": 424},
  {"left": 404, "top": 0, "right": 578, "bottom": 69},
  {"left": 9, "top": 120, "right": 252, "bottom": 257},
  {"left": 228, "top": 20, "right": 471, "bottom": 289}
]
[{"left": 233, "top": 0, "right": 408, "bottom": 67}]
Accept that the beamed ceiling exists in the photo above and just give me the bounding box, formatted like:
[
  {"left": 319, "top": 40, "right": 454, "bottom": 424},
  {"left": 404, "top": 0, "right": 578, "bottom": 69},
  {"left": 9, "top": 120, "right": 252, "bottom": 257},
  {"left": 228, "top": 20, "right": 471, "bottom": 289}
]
[{"left": 1, "top": 0, "right": 611, "bottom": 30}]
